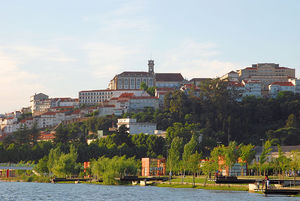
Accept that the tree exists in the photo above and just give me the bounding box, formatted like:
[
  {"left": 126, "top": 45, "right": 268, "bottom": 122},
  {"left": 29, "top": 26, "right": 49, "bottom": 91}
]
[
  {"left": 51, "top": 145, "right": 79, "bottom": 177},
  {"left": 239, "top": 144, "right": 255, "bottom": 176},
  {"left": 275, "top": 145, "right": 290, "bottom": 179},
  {"left": 54, "top": 124, "right": 69, "bottom": 144},
  {"left": 189, "top": 152, "right": 201, "bottom": 187},
  {"left": 167, "top": 137, "right": 183, "bottom": 182},
  {"left": 141, "top": 82, "right": 156, "bottom": 96},
  {"left": 290, "top": 150, "right": 300, "bottom": 184},
  {"left": 182, "top": 135, "right": 198, "bottom": 182},
  {"left": 91, "top": 156, "right": 139, "bottom": 185},
  {"left": 30, "top": 123, "right": 40, "bottom": 145},
  {"left": 47, "top": 146, "right": 62, "bottom": 174},
  {"left": 259, "top": 140, "right": 272, "bottom": 176},
  {"left": 224, "top": 141, "right": 240, "bottom": 176},
  {"left": 285, "top": 114, "right": 297, "bottom": 128},
  {"left": 34, "top": 156, "right": 49, "bottom": 174}
]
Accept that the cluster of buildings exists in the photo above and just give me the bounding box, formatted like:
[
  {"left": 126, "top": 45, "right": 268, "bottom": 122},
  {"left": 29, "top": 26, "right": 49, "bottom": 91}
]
[
  {"left": 0, "top": 94, "right": 95, "bottom": 137},
  {"left": 221, "top": 63, "right": 299, "bottom": 97},
  {"left": 0, "top": 61, "right": 299, "bottom": 139}
]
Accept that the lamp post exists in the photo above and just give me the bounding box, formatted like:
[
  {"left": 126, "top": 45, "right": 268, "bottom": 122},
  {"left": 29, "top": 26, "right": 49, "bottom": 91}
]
[{"left": 260, "top": 139, "right": 264, "bottom": 149}]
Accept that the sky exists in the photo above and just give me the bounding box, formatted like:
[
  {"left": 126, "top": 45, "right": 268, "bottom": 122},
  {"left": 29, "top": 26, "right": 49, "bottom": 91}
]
[{"left": 0, "top": 0, "right": 300, "bottom": 113}]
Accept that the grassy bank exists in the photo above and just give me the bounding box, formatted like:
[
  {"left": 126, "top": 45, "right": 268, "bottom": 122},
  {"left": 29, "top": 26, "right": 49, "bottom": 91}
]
[{"left": 0, "top": 175, "right": 51, "bottom": 183}]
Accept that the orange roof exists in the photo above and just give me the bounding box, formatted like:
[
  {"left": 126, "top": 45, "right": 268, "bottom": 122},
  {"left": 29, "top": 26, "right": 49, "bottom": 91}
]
[
  {"left": 119, "top": 93, "right": 134, "bottom": 98},
  {"left": 51, "top": 106, "right": 74, "bottom": 109},
  {"left": 129, "top": 96, "right": 158, "bottom": 100},
  {"left": 41, "top": 112, "right": 56, "bottom": 116},
  {"left": 276, "top": 67, "right": 289, "bottom": 69},
  {"left": 38, "top": 133, "right": 55, "bottom": 140},
  {"left": 271, "top": 82, "right": 294, "bottom": 86}
]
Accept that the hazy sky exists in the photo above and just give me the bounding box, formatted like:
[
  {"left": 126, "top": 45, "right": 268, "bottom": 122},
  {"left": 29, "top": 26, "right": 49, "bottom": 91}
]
[{"left": 1, "top": 0, "right": 300, "bottom": 113}]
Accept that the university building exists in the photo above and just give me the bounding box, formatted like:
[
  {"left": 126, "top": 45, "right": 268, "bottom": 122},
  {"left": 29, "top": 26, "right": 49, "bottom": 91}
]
[
  {"left": 109, "top": 60, "right": 155, "bottom": 90},
  {"left": 238, "top": 63, "right": 295, "bottom": 96}
]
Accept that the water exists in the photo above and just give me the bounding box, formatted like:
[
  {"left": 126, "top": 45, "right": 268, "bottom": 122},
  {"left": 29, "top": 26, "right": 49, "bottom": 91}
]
[{"left": 0, "top": 182, "right": 299, "bottom": 201}]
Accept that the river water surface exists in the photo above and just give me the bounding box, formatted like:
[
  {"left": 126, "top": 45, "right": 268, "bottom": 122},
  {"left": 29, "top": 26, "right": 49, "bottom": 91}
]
[{"left": 0, "top": 182, "right": 299, "bottom": 201}]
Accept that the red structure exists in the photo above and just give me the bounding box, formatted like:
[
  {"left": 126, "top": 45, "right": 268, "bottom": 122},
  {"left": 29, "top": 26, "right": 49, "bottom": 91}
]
[{"left": 141, "top": 158, "right": 166, "bottom": 176}]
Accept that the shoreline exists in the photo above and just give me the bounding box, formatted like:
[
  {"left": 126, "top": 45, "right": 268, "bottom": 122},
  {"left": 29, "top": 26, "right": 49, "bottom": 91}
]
[
  {"left": 1, "top": 176, "right": 300, "bottom": 197},
  {"left": 0, "top": 176, "right": 248, "bottom": 191}
]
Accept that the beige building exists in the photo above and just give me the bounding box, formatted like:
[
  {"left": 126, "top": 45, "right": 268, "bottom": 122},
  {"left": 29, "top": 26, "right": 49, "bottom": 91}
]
[
  {"left": 238, "top": 63, "right": 295, "bottom": 96},
  {"left": 109, "top": 60, "right": 155, "bottom": 90}
]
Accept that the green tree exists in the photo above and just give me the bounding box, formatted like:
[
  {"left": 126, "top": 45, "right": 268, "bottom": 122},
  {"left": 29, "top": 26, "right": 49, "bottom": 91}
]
[
  {"left": 34, "top": 156, "right": 49, "bottom": 174},
  {"left": 182, "top": 135, "right": 198, "bottom": 182},
  {"left": 239, "top": 144, "right": 255, "bottom": 176},
  {"left": 51, "top": 145, "right": 79, "bottom": 177},
  {"left": 189, "top": 152, "right": 201, "bottom": 187},
  {"left": 167, "top": 137, "right": 183, "bottom": 182},
  {"left": 224, "top": 141, "right": 240, "bottom": 176},
  {"left": 259, "top": 140, "right": 272, "bottom": 176},
  {"left": 275, "top": 145, "right": 290, "bottom": 179},
  {"left": 290, "top": 150, "right": 300, "bottom": 184}
]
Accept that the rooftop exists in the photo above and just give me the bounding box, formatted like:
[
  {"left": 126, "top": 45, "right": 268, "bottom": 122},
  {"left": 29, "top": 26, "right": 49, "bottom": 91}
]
[
  {"left": 155, "top": 73, "right": 184, "bottom": 82},
  {"left": 271, "top": 82, "right": 294, "bottom": 86}
]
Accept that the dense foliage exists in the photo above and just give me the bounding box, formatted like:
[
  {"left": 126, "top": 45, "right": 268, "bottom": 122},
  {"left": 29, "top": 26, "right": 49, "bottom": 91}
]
[{"left": 0, "top": 79, "right": 299, "bottom": 178}]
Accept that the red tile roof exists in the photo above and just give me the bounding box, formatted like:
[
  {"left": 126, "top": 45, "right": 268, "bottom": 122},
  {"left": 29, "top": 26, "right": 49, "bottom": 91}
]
[
  {"left": 38, "top": 133, "right": 55, "bottom": 140},
  {"left": 271, "top": 82, "right": 294, "bottom": 86},
  {"left": 41, "top": 112, "right": 56, "bottom": 116},
  {"left": 129, "top": 96, "right": 158, "bottom": 100},
  {"left": 276, "top": 67, "right": 289, "bottom": 70},
  {"left": 119, "top": 93, "right": 134, "bottom": 98}
]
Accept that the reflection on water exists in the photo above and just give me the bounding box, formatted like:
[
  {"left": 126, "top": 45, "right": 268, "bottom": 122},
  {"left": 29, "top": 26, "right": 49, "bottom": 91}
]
[{"left": 0, "top": 182, "right": 299, "bottom": 201}]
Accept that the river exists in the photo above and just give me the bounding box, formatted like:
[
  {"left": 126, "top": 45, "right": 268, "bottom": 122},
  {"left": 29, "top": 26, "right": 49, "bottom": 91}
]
[{"left": 0, "top": 182, "right": 299, "bottom": 201}]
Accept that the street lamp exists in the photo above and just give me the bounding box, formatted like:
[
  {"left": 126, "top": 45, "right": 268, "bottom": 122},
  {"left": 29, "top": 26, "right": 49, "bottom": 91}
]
[{"left": 260, "top": 138, "right": 264, "bottom": 149}]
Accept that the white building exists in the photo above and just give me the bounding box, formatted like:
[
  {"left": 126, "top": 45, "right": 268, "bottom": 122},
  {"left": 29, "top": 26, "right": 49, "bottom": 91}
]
[
  {"left": 241, "top": 80, "right": 262, "bottom": 97},
  {"left": 221, "top": 71, "right": 239, "bottom": 82},
  {"left": 19, "top": 118, "right": 35, "bottom": 129},
  {"left": 98, "top": 92, "right": 159, "bottom": 116},
  {"left": 50, "top": 98, "right": 79, "bottom": 107},
  {"left": 117, "top": 118, "right": 157, "bottom": 134},
  {"left": 289, "top": 78, "right": 300, "bottom": 94},
  {"left": 128, "top": 96, "right": 159, "bottom": 112},
  {"left": 30, "top": 93, "right": 78, "bottom": 114},
  {"left": 269, "top": 82, "right": 295, "bottom": 97},
  {"left": 30, "top": 93, "right": 49, "bottom": 113},
  {"left": 78, "top": 89, "right": 148, "bottom": 105},
  {"left": 0, "top": 117, "right": 19, "bottom": 133},
  {"left": 155, "top": 88, "right": 173, "bottom": 108}
]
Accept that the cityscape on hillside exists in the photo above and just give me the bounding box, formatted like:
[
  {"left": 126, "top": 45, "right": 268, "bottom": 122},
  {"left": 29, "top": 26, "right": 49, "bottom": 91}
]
[{"left": 0, "top": 60, "right": 299, "bottom": 139}]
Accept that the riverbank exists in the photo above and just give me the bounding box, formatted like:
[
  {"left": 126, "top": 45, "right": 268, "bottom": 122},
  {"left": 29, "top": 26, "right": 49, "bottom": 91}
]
[
  {"left": 153, "top": 183, "right": 249, "bottom": 191},
  {"left": 2, "top": 175, "right": 300, "bottom": 194}
]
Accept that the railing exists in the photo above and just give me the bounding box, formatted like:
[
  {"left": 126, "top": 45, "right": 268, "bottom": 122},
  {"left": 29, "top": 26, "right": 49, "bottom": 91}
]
[{"left": 0, "top": 163, "right": 35, "bottom": 170}]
